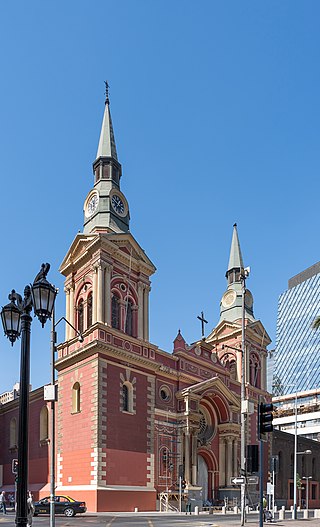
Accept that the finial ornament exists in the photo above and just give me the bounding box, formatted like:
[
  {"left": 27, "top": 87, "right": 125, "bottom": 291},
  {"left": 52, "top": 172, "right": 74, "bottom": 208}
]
[{"left": 104, "top": 80, "right": 110, "bottom": 104}]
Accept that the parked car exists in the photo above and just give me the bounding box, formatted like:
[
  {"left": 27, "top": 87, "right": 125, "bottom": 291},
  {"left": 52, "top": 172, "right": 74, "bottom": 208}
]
[{"left": 34, "top": 495, "right": 87, "bottom": 517}]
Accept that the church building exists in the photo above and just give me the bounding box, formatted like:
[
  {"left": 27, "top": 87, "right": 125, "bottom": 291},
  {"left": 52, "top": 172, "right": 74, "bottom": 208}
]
[{"left": 0, "top": 89, "right": 271, "bottom": 512}]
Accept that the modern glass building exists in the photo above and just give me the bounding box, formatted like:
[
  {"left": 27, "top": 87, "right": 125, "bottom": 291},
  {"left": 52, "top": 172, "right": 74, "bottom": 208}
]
[{"left": 273, "top": 262, "right": 320, "bottom": 396}]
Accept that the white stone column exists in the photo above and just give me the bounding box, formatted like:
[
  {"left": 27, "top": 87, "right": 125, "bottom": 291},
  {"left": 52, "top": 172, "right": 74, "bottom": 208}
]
[
  {"left": 105, "top": 264, "right": 112, "bottom": 325},
  {"left": 191, "top": 433, "right": 197, "bottom": 486},
  {"left": 184, "top": 433, "right": 191, "bottom": 485},
  {"left": 226, "top": 437, "right": 233, "bottom": 486},
  {"left": 233, "top": 439, "right": 238, "bottom": 477},
  {"left": 245, "top": 344, "right": 250, "bottom": 385},
  {"left": 65, "top": 287, "right": 70, "bottom": 341},
  {"left": 137, "top": 282, "right": 144, "bottom": 339},
  {"left": 143, "top": 285, "right": 149, "bottom": 341},
  {"left": 219, "top": 438, "right": 226, "bottom": 486},
  {"left": 97, "top": 262, "right": 104, "bottom": 323},
  {"left": 261, "top": 351, "right": 267, "bottom": 391},
  {"left": 92, "top": 265, "right": 98, "bottom": 324},
  {"left": 69, "top": 285, "right": 75, "bottom": 338}
]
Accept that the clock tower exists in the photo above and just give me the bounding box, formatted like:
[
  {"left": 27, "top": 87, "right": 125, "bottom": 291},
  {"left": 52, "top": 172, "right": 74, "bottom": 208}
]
[{"left": 83, "top": 83, "right": 130, "bottom": 234}]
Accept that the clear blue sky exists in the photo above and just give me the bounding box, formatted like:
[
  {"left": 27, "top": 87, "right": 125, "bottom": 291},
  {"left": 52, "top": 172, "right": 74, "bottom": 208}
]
[{"left": 0, "top": 1, "right": 319, "bottom": 392}]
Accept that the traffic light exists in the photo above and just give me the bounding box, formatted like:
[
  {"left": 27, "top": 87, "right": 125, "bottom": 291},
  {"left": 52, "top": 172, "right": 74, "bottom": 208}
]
[
  {"left": 12, "top": 459, "right": 18, "bottom": 475},
  {"left": 181, "top": 480, "right": 186, "bottom": 489},
  {"left": 258, "top": 402, "right": 274, "bottom": 439},
  {"left": 247, "top": 444, "right": 259, "bottom": 473}
]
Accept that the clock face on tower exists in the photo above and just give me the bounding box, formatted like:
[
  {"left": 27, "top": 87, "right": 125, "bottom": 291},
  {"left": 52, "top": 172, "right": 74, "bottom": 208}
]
[
  {"left": 85, "top": 192, "right": 99, "bottom": 218},
  {"left": 110, "top": 191, "right": 128, "bottom": 217},
  {"left": 222, "top": 290, "right": 237, "bottom": 308}
]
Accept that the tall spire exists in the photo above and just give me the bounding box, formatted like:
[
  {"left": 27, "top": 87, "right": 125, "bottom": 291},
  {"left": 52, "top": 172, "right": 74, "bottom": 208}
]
[
  {"left": 219, "top": 224, "right": 255, "bottom": 323},
  {"left": 96, "top": 81, "right": 118, "bottom": 160},
  {"left": 84, "top": 85, "right": 129, "bottom": 235},
  {"left": 227, "top": 223, "right": 244, "bottom": 272}
]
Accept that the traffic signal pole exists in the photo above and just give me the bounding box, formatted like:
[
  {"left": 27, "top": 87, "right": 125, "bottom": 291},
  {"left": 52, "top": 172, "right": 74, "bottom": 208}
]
[
  {"left": 240, "top": 269, "right": 248, "bottom": 527},
  {"left": 258, "top": 402, "right": 274, "bottom": 527},
  {"left": 259, "top": 437, "right": 264, "bottom": 527}
]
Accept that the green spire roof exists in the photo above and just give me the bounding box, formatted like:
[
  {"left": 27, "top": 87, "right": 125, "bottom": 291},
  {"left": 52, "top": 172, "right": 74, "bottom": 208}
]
[
  {"left": 96, "top": 96, "right": 118, "bottom": 160},
  {"left": 227, "top": 223, "right": 244, "bottom": 271}
]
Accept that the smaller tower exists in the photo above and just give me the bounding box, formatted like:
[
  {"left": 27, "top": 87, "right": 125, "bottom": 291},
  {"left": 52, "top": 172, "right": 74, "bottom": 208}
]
[
  {"left": 83, "top": 82, "right": 130, "bottom": 234},
  {"left": 219, "top": 223, "right": 254, "bottom": 323}
]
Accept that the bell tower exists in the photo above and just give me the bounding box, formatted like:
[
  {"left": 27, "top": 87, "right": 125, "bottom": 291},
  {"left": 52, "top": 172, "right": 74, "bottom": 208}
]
[{"left": 60, "top": 85, "right": 156, "bottom": 342}]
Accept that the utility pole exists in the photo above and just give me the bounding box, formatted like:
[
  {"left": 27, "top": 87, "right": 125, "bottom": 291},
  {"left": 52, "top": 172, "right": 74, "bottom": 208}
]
[{"left": 240, "top": 267, "right": 249, "bottom": 526}]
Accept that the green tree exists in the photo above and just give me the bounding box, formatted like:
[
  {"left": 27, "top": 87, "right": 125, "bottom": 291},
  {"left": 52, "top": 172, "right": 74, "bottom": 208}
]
[{"left": 296, "top": 472, "right": 302, "bottom": 489}]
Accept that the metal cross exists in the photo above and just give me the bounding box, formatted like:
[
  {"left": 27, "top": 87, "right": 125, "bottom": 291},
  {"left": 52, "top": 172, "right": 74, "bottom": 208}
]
[
  {"left": 197, "top": 311, "right": 208, "bottom": 339},
  {"left": 104, "top": 80, "right": 109, "bottom": 103}
]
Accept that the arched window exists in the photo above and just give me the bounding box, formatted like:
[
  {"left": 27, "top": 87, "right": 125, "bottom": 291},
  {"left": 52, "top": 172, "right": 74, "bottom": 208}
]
[
  {"left": 125, "top": 300, "right": 133, "bottom": 336},
  {"left": 250, "top": 357, "right": 260, "bottom": 387},
  {"left": 111, "top": 294, "right": 120, "bottom": 330},
  {"left": 40, "top": 406, "right": 49, "bottom": 441},
  {"left": 10, "top": 418, "right": 17, "bottom": 448},
  {"left": 77, "top": 300, "right": 84, "bottom": 334},
  {"left": 229, "top": 361, "right": 237, "bottom": 380},
  {"left": 123, "top": 384, "right": 129, "bottom": 411},
  {"left": 87, "top": 292, "right": 93, "bottom": 328},
  {"left": 72, "top": 382, "right": 81, "bottom": 413},
  {"left": 122, "top": 382, "right": 133, "bottom": 412}
]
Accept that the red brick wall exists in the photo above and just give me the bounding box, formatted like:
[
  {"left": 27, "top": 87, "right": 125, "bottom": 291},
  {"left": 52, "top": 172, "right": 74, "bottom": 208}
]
[
  {"left": 58, "top": 358, "right": 97, "bottom": 486},
  {"left": 105, "top": 363, "right": 149, "bottom": 486}
]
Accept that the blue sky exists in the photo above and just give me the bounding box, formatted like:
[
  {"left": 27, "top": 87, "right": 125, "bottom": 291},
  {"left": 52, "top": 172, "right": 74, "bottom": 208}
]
[{"left": 0, "top": 1, "right": 319, "bottom": 392}]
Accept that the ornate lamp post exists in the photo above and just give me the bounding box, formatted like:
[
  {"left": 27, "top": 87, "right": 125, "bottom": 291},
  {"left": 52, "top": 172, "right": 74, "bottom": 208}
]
[{"left": 1, "top": 264, "right": 57, "bottom": 527}]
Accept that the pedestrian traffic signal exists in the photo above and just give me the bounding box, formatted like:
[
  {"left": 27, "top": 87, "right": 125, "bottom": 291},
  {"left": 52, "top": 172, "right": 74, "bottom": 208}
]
[
  {"left": 181, "top": 480, "right": 186, "bottom": 489},
  {"left": 258, "top": 402, "right": 274, "bottom": 439}
]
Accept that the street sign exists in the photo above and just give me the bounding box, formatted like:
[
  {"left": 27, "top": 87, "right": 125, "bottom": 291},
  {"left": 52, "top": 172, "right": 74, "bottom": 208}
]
[
  {"left": 247, "top": 476, "right": 259, "bottom": 485},
  {"left": 231, "top": 476, "right": 246, "bottom": 485},
  {"left": 267, "top": 482, "right": 274, "bottom": 495}
]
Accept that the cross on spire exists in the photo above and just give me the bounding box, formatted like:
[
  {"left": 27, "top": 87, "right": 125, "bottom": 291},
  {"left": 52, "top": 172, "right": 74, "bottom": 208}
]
[
  {"left": 197, "top": 311, "right": 208, "bottom": 340},
  {"left": 104, "top": 80, "right": 110, "bottom": 104}
]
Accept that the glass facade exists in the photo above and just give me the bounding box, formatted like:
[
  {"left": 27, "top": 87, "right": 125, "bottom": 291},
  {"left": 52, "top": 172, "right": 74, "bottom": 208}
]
[{"left": 273, "top": 263, "right": 320, "bottom": 395}]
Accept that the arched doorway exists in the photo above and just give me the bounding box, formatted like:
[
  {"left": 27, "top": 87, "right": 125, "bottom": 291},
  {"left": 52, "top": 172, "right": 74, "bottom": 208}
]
[{"left": 197, "top": 455, "right": 209, "bottom": 503}]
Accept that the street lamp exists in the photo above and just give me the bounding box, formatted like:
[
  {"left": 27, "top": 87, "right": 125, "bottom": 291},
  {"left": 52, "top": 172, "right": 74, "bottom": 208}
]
[
  {"left": 1, "top": 264, "right": 57, "bottom": 527},
  {"left": 293, "top": 448, "right": 312, "bottom": 519},
  {"left": 48, "top": 313, "right": 83, "bottom": 527},
  {"left": 240, "top": 266, "right": 250, "bottom": 527},
  {"left": 302, "top": 476, "right": 312, "bottom": 513}
]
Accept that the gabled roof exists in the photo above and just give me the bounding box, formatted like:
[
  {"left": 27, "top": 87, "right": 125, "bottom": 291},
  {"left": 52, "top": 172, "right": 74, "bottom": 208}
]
[
  {"left": 60, "top": 232, "right": 156, "bottom": 276},
  {"left": 206, "top": 318, "right": 271, "bottom": 347},
  {"left": 180, "top": 376, "right": 240, "bottom": 411}
]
